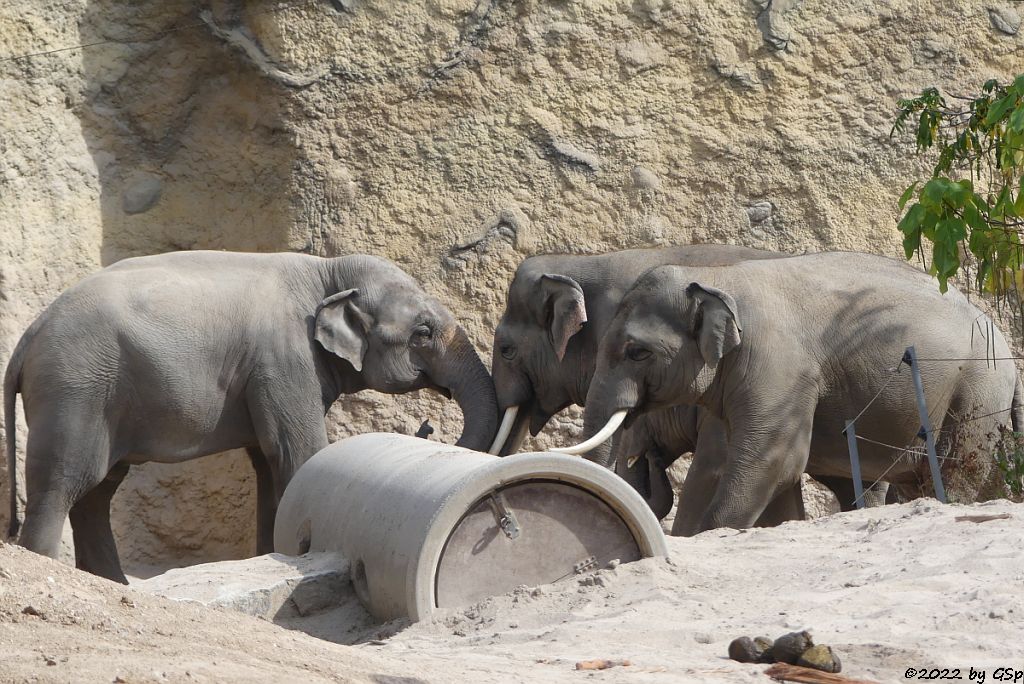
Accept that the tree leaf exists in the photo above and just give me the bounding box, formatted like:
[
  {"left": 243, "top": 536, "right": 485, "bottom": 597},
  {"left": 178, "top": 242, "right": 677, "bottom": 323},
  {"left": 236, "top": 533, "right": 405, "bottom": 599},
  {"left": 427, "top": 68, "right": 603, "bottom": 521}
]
[
  {"left": 985, "top": 93, "right": 1017, "bottom": 127},
  {"left": 897, "top": 203, "right": 926, "bottom": 235},
  {"left": 920, "top": 178, "right": 953, "bottom": 208},
  {"left": 936, "top": 216, "right": 968, "bottom": 242},
  {"left": 898, "top": 182, "right": 919, "bottom": 210}
]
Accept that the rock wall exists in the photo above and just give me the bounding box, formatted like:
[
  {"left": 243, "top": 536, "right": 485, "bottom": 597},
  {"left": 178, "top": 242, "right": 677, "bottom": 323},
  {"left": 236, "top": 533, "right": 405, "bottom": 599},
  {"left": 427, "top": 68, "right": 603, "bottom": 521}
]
[{"left": 1, "top": 0, "right": 1021, "bottom": 573}]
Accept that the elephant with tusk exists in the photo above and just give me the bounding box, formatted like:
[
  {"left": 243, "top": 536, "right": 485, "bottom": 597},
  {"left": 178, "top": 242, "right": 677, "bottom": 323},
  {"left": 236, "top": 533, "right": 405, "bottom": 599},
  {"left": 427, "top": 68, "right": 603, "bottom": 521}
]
[
  {"left": 4, "top": 251, "right": 498, "bottom": 583},
  {"left": 489, "top": 245, "right": 781, "bottom": 460},
  {"left": 489, "top": 244, "right": 880, "bottom": 524},
  {"left": 564, "top": 252, "right": 1022, "bottom": 535}
]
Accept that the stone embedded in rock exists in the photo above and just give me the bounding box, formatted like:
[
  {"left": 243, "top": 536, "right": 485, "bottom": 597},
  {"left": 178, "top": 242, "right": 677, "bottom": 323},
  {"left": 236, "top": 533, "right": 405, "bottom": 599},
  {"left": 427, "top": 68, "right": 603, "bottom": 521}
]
[
  {"left": 121, "top": 172, "right": 163, "bottom": 215},
  {"left": 631, "top": 166, "right": 661, "bottom": 191},
  {"left": 746, "top": 201, "right": 773, "bottom": 224},
  {"left": 989, "top": 7, "right": 1021, "bottom": 35}
]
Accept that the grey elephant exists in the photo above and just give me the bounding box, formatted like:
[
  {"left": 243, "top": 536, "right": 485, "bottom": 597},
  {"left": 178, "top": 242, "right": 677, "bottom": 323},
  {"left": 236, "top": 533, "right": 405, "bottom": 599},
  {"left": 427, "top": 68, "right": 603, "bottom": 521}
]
[
  {"left": 563, "top": 252, "right": 1022, "bottom": 535},
  {"left": 488, "top": 245, "right": 779, "bottom": 456},
  {"left": 489, "top": 245, "right": 876, "bottom": 523},
  {"left": 4, "top": 251, "right": 498, "bottom": 583}
]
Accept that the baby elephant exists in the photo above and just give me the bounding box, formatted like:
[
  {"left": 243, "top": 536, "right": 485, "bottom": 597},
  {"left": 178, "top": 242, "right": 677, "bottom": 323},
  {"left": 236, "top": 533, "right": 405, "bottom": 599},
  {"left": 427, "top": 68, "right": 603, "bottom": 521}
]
[{"left": 4, "top": 251, "right": 498, "bottom": 582}]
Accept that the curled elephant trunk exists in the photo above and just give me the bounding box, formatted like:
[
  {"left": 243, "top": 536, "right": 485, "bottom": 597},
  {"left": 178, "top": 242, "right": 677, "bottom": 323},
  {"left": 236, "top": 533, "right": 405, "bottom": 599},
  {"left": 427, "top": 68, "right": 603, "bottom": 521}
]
[{"left": 433, "top": 326, "right": 499, "bottom": 452}]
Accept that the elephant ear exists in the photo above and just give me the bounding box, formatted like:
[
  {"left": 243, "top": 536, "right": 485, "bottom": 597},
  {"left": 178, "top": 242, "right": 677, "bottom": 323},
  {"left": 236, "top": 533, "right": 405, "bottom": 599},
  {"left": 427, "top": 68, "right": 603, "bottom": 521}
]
[
  {"left": 685, "top": 282, "right": 742, "bottom": 367},
  {"left": 314, "top": 289, "right": 370, "bottom": 372},
  {"left": 540, "top": 273, "right": 587, "bottom": 361}
]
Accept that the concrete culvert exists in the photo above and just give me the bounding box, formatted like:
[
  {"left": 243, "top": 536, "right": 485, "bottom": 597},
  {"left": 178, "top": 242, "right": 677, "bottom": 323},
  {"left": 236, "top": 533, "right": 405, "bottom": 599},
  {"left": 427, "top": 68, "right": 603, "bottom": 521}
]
[{"left": 273, "top": 433, "right": 669, "bottom": 622}]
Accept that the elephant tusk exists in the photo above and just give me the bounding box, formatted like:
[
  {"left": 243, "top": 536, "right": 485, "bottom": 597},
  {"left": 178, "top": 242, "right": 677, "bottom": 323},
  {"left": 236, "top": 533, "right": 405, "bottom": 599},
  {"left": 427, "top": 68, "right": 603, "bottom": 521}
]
[
  {"left": 551, "top": 410, "right": 628, "bottom": 456},
  {"left": 626, "top": 453, "right": 641, "bottom": 469},
  {"left": 488, "top": 405, "right": 520, "bottom": 455}
]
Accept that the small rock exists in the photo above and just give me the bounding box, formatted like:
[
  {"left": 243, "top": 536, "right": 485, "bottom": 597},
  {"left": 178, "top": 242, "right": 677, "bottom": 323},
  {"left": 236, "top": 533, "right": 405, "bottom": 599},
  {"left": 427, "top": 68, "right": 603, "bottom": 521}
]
[
  {"left": 990, "top": 7, "right": 1021, "bottom": 35},
  {"left": 122, "top": 171, "right": 163, "bottom": 215},
  {"left": 728, "top": 636, "right": 767, "bottom": 663},
  {"left": 769, "top": 631, "right": 814, "bottom": 664},
  {"left": 631, "top": 166, "right": 661, "bottom": 191},
  {"left": 606, "top": 559, "right": 620, "bottom": 570},
  {"left": 797, "top": 644, "right": 842, "bottom": 673},
  {"left": 44, "top": 655, "right": 57, "bottom": 666},
  {"left": 22, "top": 605, "right": 43, "bottom": 617},
  {"left": 120, "top": 596, "right": 136, "bottom": 608},
  {"left": 746, "top": 201, "right": 773, "bottom": 223},
  {"left": 730, "top": 635, "right": 773, "bottom": 662}
]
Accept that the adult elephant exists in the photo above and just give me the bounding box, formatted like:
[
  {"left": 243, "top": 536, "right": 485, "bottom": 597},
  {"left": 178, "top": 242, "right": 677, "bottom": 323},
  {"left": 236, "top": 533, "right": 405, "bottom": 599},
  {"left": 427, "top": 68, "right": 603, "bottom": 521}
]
[
  {"left": 560, "top": 252, "right": 1022, "bottom": 535},
  {"left": 489, "top": 244, "right": 879, "bottom": 523},
  {"left": 4, "top": 251, "right": 498, "bottom": 583},
  {"left": 488, "top": 244, "right": 779, "bottom": 458}
]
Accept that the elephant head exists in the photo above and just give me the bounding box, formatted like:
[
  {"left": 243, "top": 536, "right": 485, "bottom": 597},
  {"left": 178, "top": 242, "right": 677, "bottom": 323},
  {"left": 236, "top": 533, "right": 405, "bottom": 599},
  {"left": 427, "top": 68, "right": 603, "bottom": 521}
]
[
  {"left": 316, "top": 256, "right": 499, "bottom": 451},
  {"left": 489, "top": 267, "right": 590, "bottom": 454},
  {"left": 557, "top": 266, "right": 741, "bottom": 463}
]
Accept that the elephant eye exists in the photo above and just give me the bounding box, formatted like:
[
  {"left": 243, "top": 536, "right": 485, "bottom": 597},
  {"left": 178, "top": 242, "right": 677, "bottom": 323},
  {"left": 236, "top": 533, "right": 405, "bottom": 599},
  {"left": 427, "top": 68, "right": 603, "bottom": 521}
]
[
  {"left": 413, "top": 324, "right": 433, "bottom": 340},
  {"left": 626, "top": 345, "right": 652, "bottom": 362},
  {"left": 500, "top": 343, "right": 517, "bottom": 360}
]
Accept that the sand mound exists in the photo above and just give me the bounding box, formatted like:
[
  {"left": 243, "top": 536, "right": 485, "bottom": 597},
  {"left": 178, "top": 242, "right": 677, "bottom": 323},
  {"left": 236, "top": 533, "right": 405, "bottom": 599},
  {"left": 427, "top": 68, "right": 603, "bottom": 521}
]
[{"left": 2, "top": 500, "right": 1021, "bottom": 683}]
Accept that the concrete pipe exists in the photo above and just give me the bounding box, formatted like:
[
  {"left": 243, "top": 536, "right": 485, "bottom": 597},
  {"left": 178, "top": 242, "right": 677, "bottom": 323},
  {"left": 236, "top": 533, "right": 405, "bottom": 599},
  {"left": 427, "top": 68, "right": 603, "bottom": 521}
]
[{"left": 273, "top": 433, "right": 669, "bottom": 622}]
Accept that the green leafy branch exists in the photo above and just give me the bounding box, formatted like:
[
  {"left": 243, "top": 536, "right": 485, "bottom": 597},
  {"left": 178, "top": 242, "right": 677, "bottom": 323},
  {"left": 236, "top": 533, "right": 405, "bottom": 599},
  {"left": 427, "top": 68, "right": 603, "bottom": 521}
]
[{"left": 891, "top": 75, "right": 1024, "bottom": 296}]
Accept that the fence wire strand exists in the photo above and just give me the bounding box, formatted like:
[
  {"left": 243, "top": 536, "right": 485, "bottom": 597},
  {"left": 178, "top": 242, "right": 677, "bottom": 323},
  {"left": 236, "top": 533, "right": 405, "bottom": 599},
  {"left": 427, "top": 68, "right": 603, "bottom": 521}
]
[{"left": 842, "top": 346, "right": 1023, "bottom": 508}]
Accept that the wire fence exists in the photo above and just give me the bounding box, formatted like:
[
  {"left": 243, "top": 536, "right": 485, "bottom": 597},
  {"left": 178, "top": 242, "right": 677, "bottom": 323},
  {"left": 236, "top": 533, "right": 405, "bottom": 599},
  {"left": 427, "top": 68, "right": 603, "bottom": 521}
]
[{"left": 840, "top": 345, "right": 1019, "bottom": 509}]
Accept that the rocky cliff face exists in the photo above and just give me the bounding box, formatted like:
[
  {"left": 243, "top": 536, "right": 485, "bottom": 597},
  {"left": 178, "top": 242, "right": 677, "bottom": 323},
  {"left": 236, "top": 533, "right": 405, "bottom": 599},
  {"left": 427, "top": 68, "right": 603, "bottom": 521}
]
[{"left": 1, "top": 0, "right": 1021, "bottom": 572}]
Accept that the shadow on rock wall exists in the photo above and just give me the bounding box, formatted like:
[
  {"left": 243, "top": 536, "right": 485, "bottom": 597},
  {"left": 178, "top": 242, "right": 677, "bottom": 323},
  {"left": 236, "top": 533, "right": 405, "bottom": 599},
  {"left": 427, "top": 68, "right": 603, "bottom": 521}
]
[{"left": 77, "top": 0, "right": 299, "bottom": 574}]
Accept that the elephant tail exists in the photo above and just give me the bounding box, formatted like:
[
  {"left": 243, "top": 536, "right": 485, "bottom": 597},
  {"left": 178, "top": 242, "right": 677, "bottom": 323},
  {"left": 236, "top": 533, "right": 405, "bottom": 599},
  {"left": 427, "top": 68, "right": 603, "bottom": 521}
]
[
  {"left": 4, "top": 336, "right": 24, "bottom": 540},
  {"left": 1012, "top": 372, "right": 1024, "bottom": 435}
]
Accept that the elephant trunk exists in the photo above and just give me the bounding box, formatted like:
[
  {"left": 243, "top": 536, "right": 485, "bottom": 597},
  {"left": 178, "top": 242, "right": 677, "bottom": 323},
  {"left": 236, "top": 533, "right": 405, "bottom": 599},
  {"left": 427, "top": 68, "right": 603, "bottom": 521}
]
[{"left": 435, "top": 326, "right": 499, "bottom": 452}]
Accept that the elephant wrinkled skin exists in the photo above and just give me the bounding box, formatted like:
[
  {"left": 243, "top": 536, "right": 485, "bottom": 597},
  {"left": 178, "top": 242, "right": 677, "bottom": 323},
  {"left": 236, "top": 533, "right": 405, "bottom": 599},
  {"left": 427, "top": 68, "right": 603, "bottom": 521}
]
[
  {"left": 575, "top": 252, "right": 1023, "bottom": 535},
  {"left": 491, "top": 244, "right": 878, "bottom": 524},
  {"left": 490, "top": 245, "right": 779, "bottom": 458},
  {"left": 4, "top": 251, "right": 498, "bottom": 582}
]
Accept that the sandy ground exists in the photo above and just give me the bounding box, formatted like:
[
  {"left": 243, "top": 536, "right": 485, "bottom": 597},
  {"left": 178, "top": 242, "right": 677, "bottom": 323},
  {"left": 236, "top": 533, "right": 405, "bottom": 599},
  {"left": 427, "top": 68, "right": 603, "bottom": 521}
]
[{"left": 2, "top": 499, "right": 1022, "bottom": 683}]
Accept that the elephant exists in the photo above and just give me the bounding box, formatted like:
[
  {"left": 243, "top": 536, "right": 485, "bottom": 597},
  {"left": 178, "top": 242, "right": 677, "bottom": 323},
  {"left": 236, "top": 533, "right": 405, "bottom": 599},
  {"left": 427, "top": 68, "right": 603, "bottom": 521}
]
[
  {"left": 4, "top": 251, "right": 499, "bottom": 583},
  {"left": 489, "top": 244, "right": 878, "bottom": 525},
  {"left": 488, "top": 244, "right": 780, "bottom": 458},
  {"left": 564, "top": 251, "right": 1023, "bottom": 535}
]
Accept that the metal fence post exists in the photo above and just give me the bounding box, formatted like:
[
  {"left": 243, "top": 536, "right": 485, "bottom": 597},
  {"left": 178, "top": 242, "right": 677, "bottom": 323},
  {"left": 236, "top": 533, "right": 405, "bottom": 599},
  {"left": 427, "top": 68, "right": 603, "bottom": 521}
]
[
  {"left": 905, "top": 345, "right": 947, "bottom": 503},
  {"left": 844, "top": 419, "right": 865, "bottom": 509}
]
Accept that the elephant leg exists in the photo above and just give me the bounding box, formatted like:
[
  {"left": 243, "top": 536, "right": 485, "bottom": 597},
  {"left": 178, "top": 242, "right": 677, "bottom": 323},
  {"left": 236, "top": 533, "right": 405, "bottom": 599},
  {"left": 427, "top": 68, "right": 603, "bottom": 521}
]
[
  {"left": 69, "top": 462, "right": 129, "bottom": 584},
  {"left": 246, "top": 385, "right": 329, "bottom": 522},
  {"left": 18, "top": 418, "right": 107, "bottom": 563},
  {"left": 247, "top": 447, "right": 276, "bottom": 555},
  {"left": 816, "top": 476, "right": 888, "bottom": 511},
  {"left": 698, "top": 403, "right": 815, "bottom": 533},
  {"left": 755, "top": 480, "right": 805, "bottom": 527},
  {"left": 671, "top": 417, "right": 729, "bottom": 537},
  {"left": 645, "top": 452, "right": 675, "bottom": 520}
]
